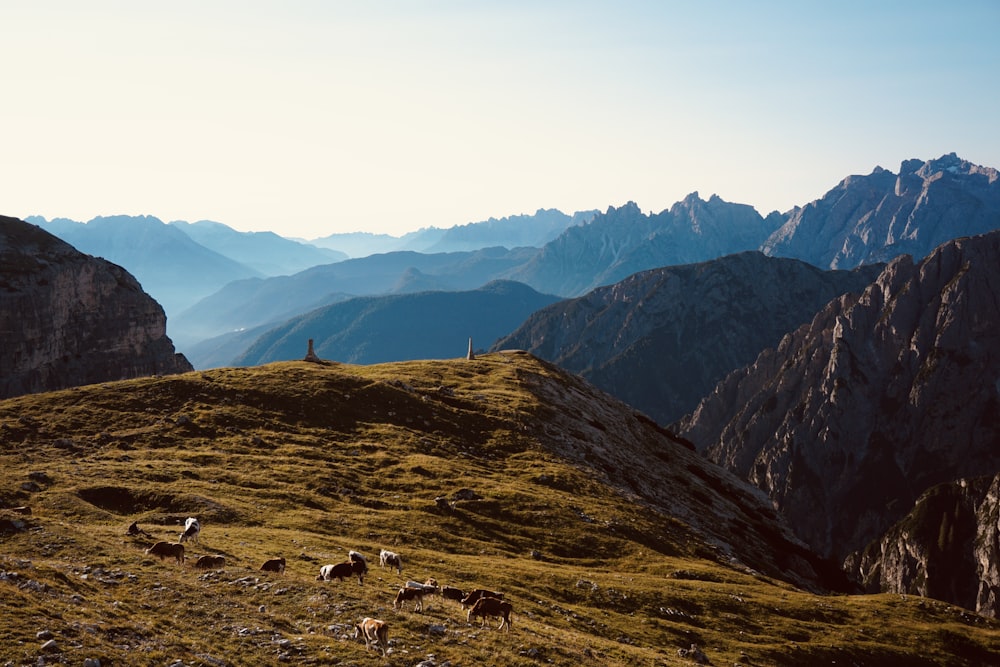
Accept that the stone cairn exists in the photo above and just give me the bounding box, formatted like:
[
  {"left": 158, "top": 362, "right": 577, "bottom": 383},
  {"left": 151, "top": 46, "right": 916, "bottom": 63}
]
[{"left": 303, "top": 339, "right": 326, "bottom": 364}]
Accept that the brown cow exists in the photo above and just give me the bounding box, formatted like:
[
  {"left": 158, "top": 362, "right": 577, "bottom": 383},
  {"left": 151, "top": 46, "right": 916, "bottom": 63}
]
[
  {"left": 194, "top": 554, "right": 225, "bottom": 569},
  {"left": 146, "top": 541, "right": 185, "bottom": 564},
  {"left": 354, "top": 617, "right": 388, "bottom": 656},
  {"left": 260, "top": 557, "right": 286, "bottom": 574},
  {"left": 468, "top": 596, "right": 513, "bottom": 631},
  {"left": 393, "top": 586, "right": 429, "bottom": 612},
  {"left": 460, "top": 588, "right": 504, "bottom": 609}
]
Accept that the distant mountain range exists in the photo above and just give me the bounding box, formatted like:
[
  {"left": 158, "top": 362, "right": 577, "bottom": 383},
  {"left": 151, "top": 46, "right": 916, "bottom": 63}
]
[
  {"left": 308, "top": 208, "right": 597, "bottom": 257},
  {"left": 25, "top": 154, "right": 1000, "bottom": 375},
  {"left": 7, "top": 152, "right": 1000, "bottom": 620},
  {"left": 170, "top": 219, "right": 346, "bottom": 274},
  {"left": 505, "top": 194, "right": 785, "bottom": 297},
  {"left": 27, "top": 215, "right": 262, "bottom": 318},
  {"left": 170, "top": 246, "right": 539, "bottom": 352},
  {"left": 233, "top": 280, "right": 562, "bottom": 366}
]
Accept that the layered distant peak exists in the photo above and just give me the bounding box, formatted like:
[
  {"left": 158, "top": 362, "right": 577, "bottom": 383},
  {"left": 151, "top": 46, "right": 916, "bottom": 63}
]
[
  {"left": 762, "top": 154, "right": 1000, "bottom": 269},
  {"left": 506, "top": 193, "right": 782, "bottom": 297}
]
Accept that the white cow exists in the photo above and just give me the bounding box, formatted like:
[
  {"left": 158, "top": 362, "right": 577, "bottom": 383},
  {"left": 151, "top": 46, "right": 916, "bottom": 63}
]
[{"left": 179, "top": 517, "right": 200, "bottom": 544}]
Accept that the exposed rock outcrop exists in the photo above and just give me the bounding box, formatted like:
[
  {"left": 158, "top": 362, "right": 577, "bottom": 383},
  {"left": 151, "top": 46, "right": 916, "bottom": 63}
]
[
  {"left": 762, "top": 153, "right": 1000, "bottom": 269},
  {"left": 494, "top": 252, "right": 882, "bottom": 424},
  {"left": 845, "top": 473, "right": 1000, "bottom": 618},
  {"left": 0, "top": 216, "right": 193, "bottom": 398},
  {"left": 675, "top": 230, "right": 1000, "bottom": 565}
]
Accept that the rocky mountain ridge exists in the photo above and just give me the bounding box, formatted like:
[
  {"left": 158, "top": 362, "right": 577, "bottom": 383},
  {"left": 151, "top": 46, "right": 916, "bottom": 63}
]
[
  {"left": 674, "top": 230, "right": 1000, "bottom": 577},
  {"left": 0, "top": 216, "right": 192, "bottom": 399},
  {"left": 762, "top": 152, "right": 1000, "bottom": 268},
  {"left": 506, "top": 195, "right": 784, "bottom": 297},
  {"left": 493, "top": 252, "right": 884, "bottom": 424}
]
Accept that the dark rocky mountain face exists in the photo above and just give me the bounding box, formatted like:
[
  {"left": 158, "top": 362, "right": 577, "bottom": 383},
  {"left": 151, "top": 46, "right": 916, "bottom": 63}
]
[
  {"left": 762, "top": 153, "right": 1000, "bottom": 269},
  {"left": 0, "top": 216, "right": 192, "bottom": 398},
  {"left": 493, "top": 252, "right": 883, "bottom": 424},
  {"left": 233, "top": 280, "right": 563, "bottom": 366},
  {"left": 506, "top": 195, "right": 784, "bottom": 297},
  {"left": 674, "top": 231, "right": 1000, "bottom": 569},
  {"left": 844, "top": 473, "right": 1000, "bottom": 618}
]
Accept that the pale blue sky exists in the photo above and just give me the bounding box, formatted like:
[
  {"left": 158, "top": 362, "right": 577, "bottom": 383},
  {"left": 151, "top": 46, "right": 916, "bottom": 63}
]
[{"left": 4, "top": 1, "right": 998, "bottom": 238}]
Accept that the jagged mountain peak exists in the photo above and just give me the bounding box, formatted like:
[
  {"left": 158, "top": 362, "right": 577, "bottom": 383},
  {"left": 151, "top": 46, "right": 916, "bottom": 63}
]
[
  {"left": 762, "top": 153, "right": 1000, "bottom": 269},
  {"left": 676, "top": 230, "right": 1000, "bottom": 568}
]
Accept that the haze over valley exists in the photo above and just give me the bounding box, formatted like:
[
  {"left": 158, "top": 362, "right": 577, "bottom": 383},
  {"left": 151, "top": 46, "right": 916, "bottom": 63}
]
[{"left": 3, "top": 150, "right": 1000, "bottom": 664}]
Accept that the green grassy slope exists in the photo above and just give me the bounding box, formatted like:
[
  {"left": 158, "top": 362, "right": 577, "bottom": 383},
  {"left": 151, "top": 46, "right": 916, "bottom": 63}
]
[{"left": 0, "top": 353, "right": 997, "bottom": 665}]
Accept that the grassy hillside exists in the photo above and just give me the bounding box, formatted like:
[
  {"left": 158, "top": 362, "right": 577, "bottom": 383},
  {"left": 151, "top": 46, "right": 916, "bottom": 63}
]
[{"left": 0, "top": 354, "right": 997, "bottom": 666}]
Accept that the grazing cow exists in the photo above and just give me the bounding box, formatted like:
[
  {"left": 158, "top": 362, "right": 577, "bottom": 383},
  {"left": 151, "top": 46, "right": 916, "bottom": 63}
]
[
  {"left": 468, "top": 596, "right": 513, "bottom": 631},
  {"left": 460, "top": 588, "right": 504, "bottom": 609},
  {"left": 440, "top": 585, "right": 466, "bottom": 602},
  {"left": 146, "top": 541, "right": 185, "bottom": 564},
  {"left": 393, "top": 586, "right": 429, "bottom": 612},
  {"left": 179, "top": 517, "right": 200, "bottom": 544},
  {"left": 405, "top": 578, "right": 439, "bottom": 593},
  {"left": 354, "top": 617, "right": 388, "bottom": 656},
  {"left": 194, "top": 554, "right": 225, "bottom": 569},
  {"left": 260, "top": 557, "right": 286, "bottom": 574},
  {"left": 317, "top": 560, "right": 366, "bottom": 584},
  {"left": 348, "top": 550, "right": 368, "bottom": 573},
  {"left": 379, "top": 549, "right": 403, "bottom": 574}
]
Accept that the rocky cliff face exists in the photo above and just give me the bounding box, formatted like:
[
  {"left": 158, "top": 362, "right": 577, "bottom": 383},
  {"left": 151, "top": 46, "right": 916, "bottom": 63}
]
[
  {"left": 0, "top": 216, "right": 193, "bottom": 398},
  {"left": 494, "top": 252, "right": 882, "bottom": 424},
  {"left": 762, "top": 153, "right": 1000, "bottom": 269},
  {"left": 845, "top": 474, "right": 1000, "bottom": 618},
  {"left": 674, "top": 230, "right": 1000, "bottom": 564}
]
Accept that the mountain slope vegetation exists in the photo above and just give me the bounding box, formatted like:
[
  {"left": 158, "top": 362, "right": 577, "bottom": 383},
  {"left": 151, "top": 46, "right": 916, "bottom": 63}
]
[{"left": 1, "top": 354, "right": 997, "bottom": 665}]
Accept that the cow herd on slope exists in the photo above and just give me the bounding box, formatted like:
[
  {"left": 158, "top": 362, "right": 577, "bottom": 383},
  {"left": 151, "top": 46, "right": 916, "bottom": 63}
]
[{"left": 135, "top": 517, "right": 513, "bottom": 656}]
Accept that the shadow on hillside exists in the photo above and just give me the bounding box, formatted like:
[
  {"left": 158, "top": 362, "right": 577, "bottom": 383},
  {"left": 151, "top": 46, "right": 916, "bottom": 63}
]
[{"left": 77, "top": 486, "right": 241, "bottom": 524}]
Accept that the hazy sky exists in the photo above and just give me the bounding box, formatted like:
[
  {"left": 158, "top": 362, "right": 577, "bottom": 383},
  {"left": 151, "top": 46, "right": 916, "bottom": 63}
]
[{"left": 5, "top": 1, "right": 999, "bottom": 239}]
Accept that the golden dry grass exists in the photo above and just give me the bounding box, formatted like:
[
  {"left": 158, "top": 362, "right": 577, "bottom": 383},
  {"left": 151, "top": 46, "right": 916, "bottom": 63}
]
[{"left": 0, "top": 353, "right": 997, "bottom": 665}]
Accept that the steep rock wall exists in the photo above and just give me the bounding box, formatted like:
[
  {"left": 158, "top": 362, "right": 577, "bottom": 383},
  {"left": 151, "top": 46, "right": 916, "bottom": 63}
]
[
  {"left": 0, "top": 216, "right": 192, "bottom": 398},
  {"left": 675, "top": 230, "right": 1000, "bottom": 563},
  {"left": 845, "top": 474, "right": 1000, "bottom": 617}
]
